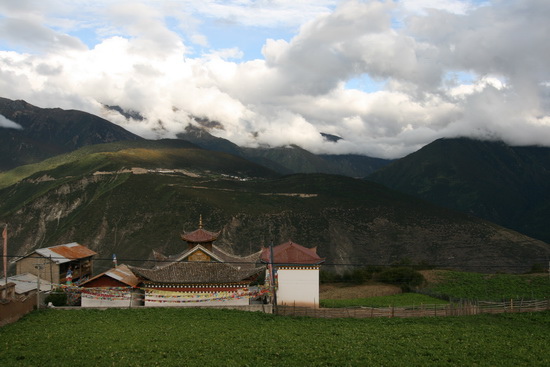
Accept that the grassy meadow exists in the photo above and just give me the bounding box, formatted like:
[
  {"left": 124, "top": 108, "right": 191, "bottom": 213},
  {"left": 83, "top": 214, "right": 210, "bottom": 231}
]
[
  {"left": 1, "top": 308, "right": 550, "bottom": 367},
  {"left": 421, "top": 271, "right": 550, "bottom": 301}
]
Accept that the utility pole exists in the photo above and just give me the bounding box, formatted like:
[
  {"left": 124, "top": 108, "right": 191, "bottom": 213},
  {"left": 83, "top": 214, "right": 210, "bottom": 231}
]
[
  {"left": 1, "top": 223, "right": 7, "bottom": 287},
  {"left": 34, "top": 263, "right": 44, "bottom": 310}
]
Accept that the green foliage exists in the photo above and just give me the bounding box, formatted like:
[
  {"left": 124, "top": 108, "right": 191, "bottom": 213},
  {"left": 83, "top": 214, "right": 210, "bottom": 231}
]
[
  {"left": 321, "top": 293, "right": 448, "bottom": 308},
  {"left": 0, "top": 309, "right": 549, "bottom": 366},
  {"left": 424, "top": 271, "right": 550, "bottom": 301},
  {"left": 528, "top": 263, "right": 547, "bottom": 274},
  {"left": 376, "top": 267, "right": 425, "bottom": 291},
  {"left": 44, "top": 289, "right": 67, "bottom": 307}
]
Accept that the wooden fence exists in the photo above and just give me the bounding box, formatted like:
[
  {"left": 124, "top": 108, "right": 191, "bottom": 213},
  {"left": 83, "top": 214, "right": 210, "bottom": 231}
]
[{"left": 275, "top": 299, "right": 550, "bottom": 318}]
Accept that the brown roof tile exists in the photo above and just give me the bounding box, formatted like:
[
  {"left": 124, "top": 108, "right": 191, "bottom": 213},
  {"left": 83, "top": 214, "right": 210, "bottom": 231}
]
[
  {"left": 130, "top": 262, "right": 264, "bottom": 284},
  {"left": 181, "top": 228, "right": 219, "bottom": 243},
  {"left": 261, "top": 241, "right": 325, "bottom": 265}
]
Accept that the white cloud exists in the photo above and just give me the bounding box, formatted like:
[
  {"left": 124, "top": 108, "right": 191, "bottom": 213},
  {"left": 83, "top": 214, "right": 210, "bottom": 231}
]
[
  {"left": 0, "top": 0, "right": 549, "bottom": 159},
  {"left": 0, "top": 115, "right": 23, "bottom": 130}
]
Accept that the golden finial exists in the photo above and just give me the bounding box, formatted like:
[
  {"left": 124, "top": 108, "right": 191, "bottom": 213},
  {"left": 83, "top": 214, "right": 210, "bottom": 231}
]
[{"left": 199, "top": 215, "right": 203, "bottom": 229}]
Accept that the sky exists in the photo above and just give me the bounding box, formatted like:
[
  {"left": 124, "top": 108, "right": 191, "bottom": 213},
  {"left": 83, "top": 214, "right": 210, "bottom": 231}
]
[{"left": 1, "top": 0, "right": 549, "bottom": 159}]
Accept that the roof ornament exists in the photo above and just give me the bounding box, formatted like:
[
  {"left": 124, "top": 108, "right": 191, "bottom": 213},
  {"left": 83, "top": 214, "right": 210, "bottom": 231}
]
[{"left": 199, "top": 215, "right": 203, "bottom": 229}]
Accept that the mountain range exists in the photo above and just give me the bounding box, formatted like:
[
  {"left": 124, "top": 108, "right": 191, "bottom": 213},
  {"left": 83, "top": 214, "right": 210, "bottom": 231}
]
[
  {"left": 1, "top": 97, "right": 549, "bottom": 274},
  {"left": 368, "top": 138, "right": 550, "bottom": 244},
  {"left": 0, "top": 97, "right": 142, "bottom": 171}
]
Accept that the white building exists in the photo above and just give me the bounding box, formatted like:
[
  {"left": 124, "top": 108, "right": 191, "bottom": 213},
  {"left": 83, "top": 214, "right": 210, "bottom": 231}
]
[{"left": 261, "top": 241, "right": 325, "bottom": 308}]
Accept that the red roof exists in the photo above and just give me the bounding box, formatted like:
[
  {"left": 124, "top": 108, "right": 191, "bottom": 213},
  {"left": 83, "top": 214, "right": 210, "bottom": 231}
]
[
  {"left": 181, "top": 228, "right": 219, "bottom": 243},
  {"left": 260, "top": 241, "right": 325, "bottom": 265},
  {"left": 34, "top": 242, "right": 97, "bottom": 264},
  {"left": 81, "top": 264, "right": 140, "bottom": 288}
]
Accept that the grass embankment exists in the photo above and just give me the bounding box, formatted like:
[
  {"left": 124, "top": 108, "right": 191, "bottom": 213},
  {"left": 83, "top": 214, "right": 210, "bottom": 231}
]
[
  {"left": 319, "top": 270, "right": 550, "bottom": 307},
  {"left": 321, "top": 293, "right": 448, "bottom": 308},
  {"left": 422, "top": 270, "right": 550, "bottom": 301},
  {"left": 1, "top": 308, "right": 549, "bottom": 367}
]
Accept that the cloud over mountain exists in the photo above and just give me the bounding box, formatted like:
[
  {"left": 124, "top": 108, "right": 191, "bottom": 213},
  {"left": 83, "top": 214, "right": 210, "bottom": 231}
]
[
  {"left": 0, "top": 115, "right": 23, "bottom": 130},
  {"left": 0, "top": 0, "right": 549, "bottom": 158}
]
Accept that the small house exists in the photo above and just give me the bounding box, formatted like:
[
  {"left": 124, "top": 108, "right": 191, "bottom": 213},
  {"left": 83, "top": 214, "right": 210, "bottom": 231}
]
[
  {"left": 80, "top": 264, "right": 142, "bottom": 308},
  {"left": 15, "top": 243, "right": 96, "bottom": 285},
  {"left": 261, "top": 241, "right": 325, "bottom": 308}
]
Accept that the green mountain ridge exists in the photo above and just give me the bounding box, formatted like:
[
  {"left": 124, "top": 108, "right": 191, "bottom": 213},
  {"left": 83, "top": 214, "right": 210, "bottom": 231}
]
[
  {"left": 368, "top": 137, "right": 550, "bottom": 243},
  {"left": 1, "top": 144, "right": 548, "bottom": 275},
  {"left": 0, "top": 97, "right": 142, "bottom": 171},
  {"left": 177, "top": 125, "right": 390, "bottom": 176}
]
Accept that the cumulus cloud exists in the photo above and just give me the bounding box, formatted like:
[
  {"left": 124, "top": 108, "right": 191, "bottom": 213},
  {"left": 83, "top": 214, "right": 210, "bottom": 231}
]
[{"left": 0, "top": 0, "right": 549, "bottom": 158}]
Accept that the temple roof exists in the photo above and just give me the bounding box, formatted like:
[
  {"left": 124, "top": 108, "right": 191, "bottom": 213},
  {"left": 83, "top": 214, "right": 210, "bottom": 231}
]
[
  {"left": 181, "top": 228, "right": 220, "bottom": 243},
  {"left": 260, "top": 240, "right": 325, "bottom": 265},
  {"left": 181, "top": 216, "right": 220, "bottom": 243},
  {"left": 153, "top": 245, "right": 262, "bottom": 269},
  {"left": 130, "top": 262, "right": 265, "bottom": 284}
]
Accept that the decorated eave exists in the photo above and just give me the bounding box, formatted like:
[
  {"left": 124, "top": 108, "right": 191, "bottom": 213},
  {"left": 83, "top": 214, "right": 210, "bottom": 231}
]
[
  {"left": 181, "top": 216, "right": 220, "bottom": 243},
  {"left": 153, "top": 245, "right": 262, "bottom": 269},
  {"left": 260, "top": 240, "right": 325, "bottom": 266},
  {"left": 129, "top": 261, "right": 265, "bottom": 284},
  {"left": 181, "top": 228, "right": 220, "bottom": 243}
]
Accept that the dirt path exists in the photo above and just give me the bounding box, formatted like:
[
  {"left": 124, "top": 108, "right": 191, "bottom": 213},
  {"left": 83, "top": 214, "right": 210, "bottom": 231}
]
[{"left": 320, "top": 283, "right": 402, "bottom": 299}]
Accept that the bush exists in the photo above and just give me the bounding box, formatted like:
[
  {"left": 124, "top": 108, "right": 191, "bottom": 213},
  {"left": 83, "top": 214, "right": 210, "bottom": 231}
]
[
  {"left": 45, "top": 288, "right": 67, "bottom": 306},
  {"left": 528, "top": 263, "right": 546, "bottom": 274},
  {"left": 376, "top": 267, "right": 425, "bottom": 292},
  {"left": 320, "top": 270, "right": 341, "bottom": 283}
]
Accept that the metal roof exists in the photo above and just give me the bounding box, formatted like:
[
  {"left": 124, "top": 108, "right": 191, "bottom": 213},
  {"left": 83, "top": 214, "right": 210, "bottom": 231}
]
[
  {"left": 0, "top": 273, "right": 53, "bottom": 294},
  {"left": 81, "top": 264, "right": 140, "bottom": 288},
  {"left": 34, "top": 242, "right": 97, "bottom": 264}
]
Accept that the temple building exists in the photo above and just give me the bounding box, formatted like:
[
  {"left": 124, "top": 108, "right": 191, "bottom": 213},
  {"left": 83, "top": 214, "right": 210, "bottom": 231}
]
[
  {"left": 130, "top": 218, "right": 266, "bottom": 307},
  {"left": 261, "top": 240, "right": 325, "bottom": 308}
]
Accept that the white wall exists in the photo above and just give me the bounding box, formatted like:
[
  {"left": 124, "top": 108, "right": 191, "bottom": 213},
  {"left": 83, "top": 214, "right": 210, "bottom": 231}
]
[
  {"left": 81, "top": 291, "right": 142, "bottom": 308},
  {"left": 276, "top": 267, "right": 319, "bottom": 308},
  {"left": 144, "top": 292, "right": 250, "bottom": 307}
]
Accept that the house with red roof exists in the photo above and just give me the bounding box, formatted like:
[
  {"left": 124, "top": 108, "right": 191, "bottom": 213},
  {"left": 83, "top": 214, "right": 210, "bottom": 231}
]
[
  {"left": 80, "top": 264, "right": 143, "bottom": 308},
  {"left": 260, "top": 240, "right": 325, "bottom": 308},
  {"left": 130, "top": 217, "right": 266, "bottom": 307},
  {"left": 15, "top": 242, "right": 97, "bottom": 285}
]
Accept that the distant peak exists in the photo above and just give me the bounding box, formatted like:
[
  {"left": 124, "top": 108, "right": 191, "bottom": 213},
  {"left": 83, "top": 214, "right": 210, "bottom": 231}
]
[{"left": 320, "top": 132, "right": 342, "bottom": 143}]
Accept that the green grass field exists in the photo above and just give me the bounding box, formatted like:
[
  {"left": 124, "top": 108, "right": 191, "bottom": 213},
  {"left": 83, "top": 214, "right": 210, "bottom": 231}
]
[
  {"left": 1, "top": 308, "right": 549, "bottom": 366},
  {"left": 422, "top": 271, "right": 550, "bottom": 301}
]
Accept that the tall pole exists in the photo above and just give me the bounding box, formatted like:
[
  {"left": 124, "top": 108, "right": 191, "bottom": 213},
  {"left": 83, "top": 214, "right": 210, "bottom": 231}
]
[
  {"left": 269, "top": 241, "right": 277, "bottom": 308},
  {"left": 34, "top": 263, "right": 44, "bottom": 310},
  {"left": 2, "top": 223, "right": 7, "bottom": 287}
]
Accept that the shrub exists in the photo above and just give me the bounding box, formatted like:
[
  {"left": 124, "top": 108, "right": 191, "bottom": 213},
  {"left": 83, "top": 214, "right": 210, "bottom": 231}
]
[
  {"left": 44, "top": 288, "right": 67, "bottom": 306},
  {"left": 376, "top": 267, "right": 425, "bottom": 291}
]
